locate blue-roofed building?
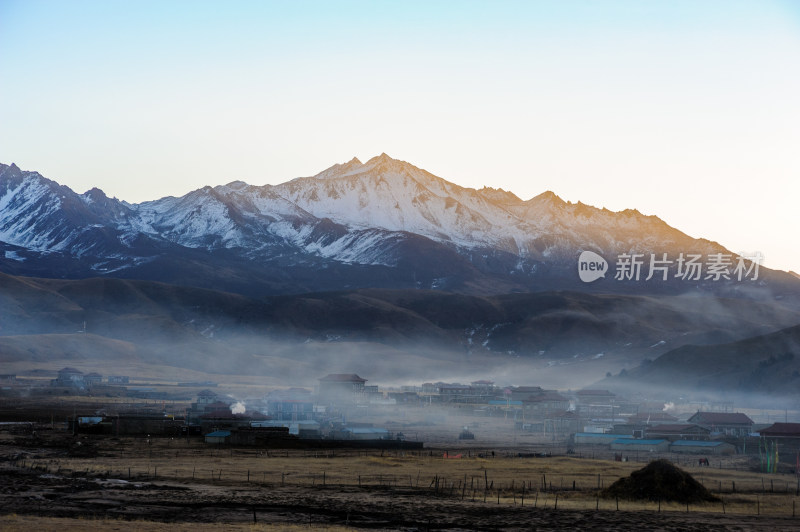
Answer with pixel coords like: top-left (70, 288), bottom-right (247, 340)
top-left (204, 430), bottom-right (231, 444)
top-left (669, 440), bottom-right (736, 455)
top-left (610, 438), bottom-right (669, 452)
top-left (574, 432), bottom-right (634, 446)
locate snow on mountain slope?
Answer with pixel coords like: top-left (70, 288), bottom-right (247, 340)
top-left (0, 155), bottom-right (723, 273)
top-left (273, 153), bottom-right (714, 259)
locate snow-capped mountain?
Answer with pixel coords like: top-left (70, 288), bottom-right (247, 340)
top-left (0, 155), bottom-right (792, 297)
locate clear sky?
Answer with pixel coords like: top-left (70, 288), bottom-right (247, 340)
top-left (1, 0), bottom-right (799, 272)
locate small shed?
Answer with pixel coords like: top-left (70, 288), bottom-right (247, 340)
top-left (669, 440), bottom-right (736, 455)
top-left (610, 438), bottom-right (669, 453)
top-left (204, 430), bottom-right (231, 444)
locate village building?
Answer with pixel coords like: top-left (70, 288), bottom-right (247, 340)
top-left (610, 438), bottom-right (670, 453)
top-left (470, 380), bottom-right (495, 393)
top-left (574, 389), bottom-right (619, 417)
top-left (645, 423), bottom-right (711, 441)
top-left (627, 412), bottom-right (680, 425)
top-left (108, 375), bottom-right (130, 384)
top-left (421, 382), bottom-right (438, 394)
top-left (523, 391), bottom-right (570, 417)
top-left (437, 383), bottom-right (473, 403)
top-left (198, 410), bottom-right (267, 434)
top-left (573, 433), bottom-right (634, 446)
top-left (759, 422), bottom-right (800, 439)
top-left (264, 388), bottom-right (314, 421)
top-left (51, 367), bottom-right (85, 388)
top-left (229, 426), bottom-right (298, 445)
top-left (687, 411), bottom-right (754, 437)
top-left (318, 374), bottom-right (367, 404)
top-left (758, 422), bottom-right (800, 462)
top-left (669, 440), bottom-right (736, 455)
top-left (84, 372), bottom-right (103, 386)
top-left (508, 386), bottom-right (544, 402)
top-left (341, 427), bottom-right (391, 440)
top-left (386, 391), bottom-right (418, 404)
top-left (543, 410), bottom-right (580, 436)
top-left (251, 419), bottom-right (321, 438)
top-left (204, 430), bottom-right (231, 444)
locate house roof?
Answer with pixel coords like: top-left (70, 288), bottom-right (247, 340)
top-left (647, 424), bottom-right (710, 433)
top-left (671, 440), bottom-right (727, 447)
top-left (59, 367), bottom-right (83, 375)
top-left (628, 412), bottom-right (679, 423)
top-left (577, 389), bottom-right (615, 396)
top-left (547, 410), bottom-right (578, 419)
top-left (688, 412), bottom-right (754, 425)
top-left (612, 438), bottom-right (666, 445)
top-left (346, 427), bottom-right (390, 434)
top-left (759, 422), bottom-right (800, 436)
top-left (205, 430), bottom-right (231, 438)
top-left (575, 433), bottom-right (633, 439)
top-left (525, 391), bottom-right (568, 403)
top-left (319, 373), bottom-right (367, 383)
top-left (84, 372), bottom-right (102, 378)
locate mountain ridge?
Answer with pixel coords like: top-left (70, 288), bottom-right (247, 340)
top-left (1, 157), bottom-right (798, 302)
top-left (3, 270), bottom-right (800, 390)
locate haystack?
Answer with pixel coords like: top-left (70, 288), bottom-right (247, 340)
top-left (602, 459), bottom-right (719, 503)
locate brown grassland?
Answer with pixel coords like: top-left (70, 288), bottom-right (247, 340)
top-left (2, 428), bottom-right (800, 531)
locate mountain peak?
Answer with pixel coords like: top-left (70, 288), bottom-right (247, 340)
top-left (477, 186), bottom-right (522, 204)
top-left (348, 157), bottom-right (362, 165)
top-left (365, 152), bottom-right (396, 166)
top-left (84, 187), bottom-right (108, 200)
top-left (529, 190), bottom-right (564, 204)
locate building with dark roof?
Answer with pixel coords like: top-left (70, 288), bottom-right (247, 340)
top-left (318, 374), bottom-right (367, 404)
top-left (84, 372), bottom-right (103, 386)
top-left (687, 412), bottom-right (754, 437)
top-left (645, 423), bottom-right (711, 441)
top-left (669, 440), bottom-right (736, 455)
top-left (627, 412), bottom-right (679, 425)
top-left (51, 367), bottom-right (85, 388)
top-left (759, 423), bottom-right (800, 438)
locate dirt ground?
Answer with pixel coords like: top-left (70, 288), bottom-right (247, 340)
top-left (2, 428), bottom-right (800, 531)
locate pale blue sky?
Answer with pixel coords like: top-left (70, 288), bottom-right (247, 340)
top-left (1, 0), bottom-right (799, 271)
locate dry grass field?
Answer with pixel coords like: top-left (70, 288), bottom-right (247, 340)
top-left (2, 428), bottom-right (800, 530)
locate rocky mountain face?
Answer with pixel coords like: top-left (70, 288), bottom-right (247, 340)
top-left (1, 156), bottom-right (797, 302)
